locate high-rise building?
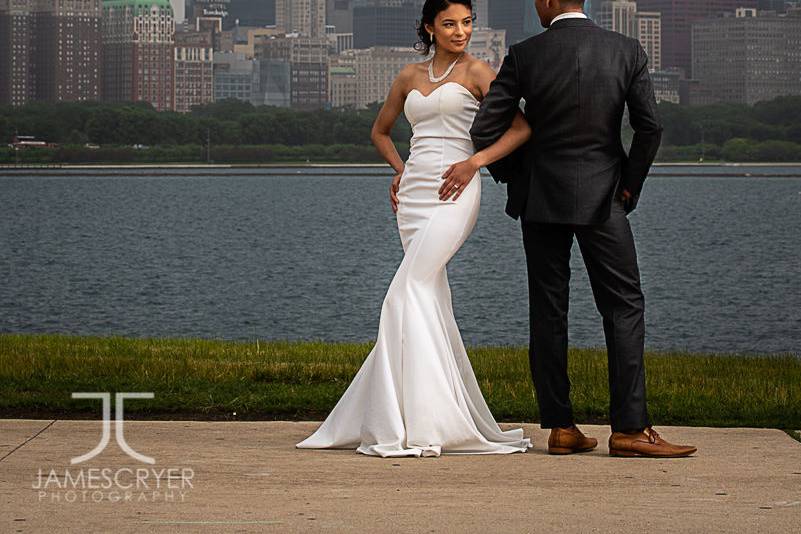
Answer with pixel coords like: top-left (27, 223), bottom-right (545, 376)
top-left (185, 0), bottom-right (229, 31)
top-left (103, 0), bottom-right (176, 111)
top-left (327, 0), bottom-right (353, 33)
top-left (332, 43), bottom-right (420, 109)
top-left (224, 0), bottom-right (275, 30)
top-left (352, 0), bottom-right (422, 49)
top-left (276, 0), bottom-right (326, 38)
top-left (637, 0), bottom-right (758, 77)
top-left (0, 0), bottom-right (102, 106)
top-left (37, 0), bottom-right (103, 103)
top-left (232, 27), bottom-right (284, 57)
top-left (213, 50), bottom-right (261, 104)
top-left (595, 2), bottom-right (661, 71)
top-left (255, 35), bottom-right (329, 109)
top-left (328, 53), bottom-right (357, 108)
top-left (259, 58), bottom-right (291, 107)
top-left (349, 45), bottom-right (420, 108)
top-left (651, 68), bottom-right (680, 103)
top-left (0, 0), bottom-right (34, 106)
top-left (596, 1), bottom-right (638, 38)
top-left (487, 0), bottom-right (543, 46)
top-left (328, 31), bottom-right (355, 55)
top-left (185, 0), bottom-right (229, 49)
top-left (174, 30), bottom-right (214, 112)
top-left (692, 8), bottom-right (801, 105)
top-left (637, 10), bottom-right (661, 71)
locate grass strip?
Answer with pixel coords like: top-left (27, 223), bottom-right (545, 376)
top-left (1, 333), bottom-right (798, 429)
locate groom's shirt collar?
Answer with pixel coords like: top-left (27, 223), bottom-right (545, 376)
top-left (550, 12), bottom-right (589, 26)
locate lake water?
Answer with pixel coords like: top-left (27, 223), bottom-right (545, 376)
top-left (1, 166), bottom-right (799, 354)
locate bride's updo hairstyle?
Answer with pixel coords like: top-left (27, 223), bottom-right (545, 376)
top-left (414, 0), bottom-right (474, 56)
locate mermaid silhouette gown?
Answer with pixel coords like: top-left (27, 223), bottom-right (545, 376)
top-left (296, 81), bottom-right (532, 457)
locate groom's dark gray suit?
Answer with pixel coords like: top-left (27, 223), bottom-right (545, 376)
top-left (470, 16), bottom-right (662, 432)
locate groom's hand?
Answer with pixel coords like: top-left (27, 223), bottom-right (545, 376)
top-left (439, 157), bottom-right (480, 201)
top-left (619, 188), bottom-right (635, 213)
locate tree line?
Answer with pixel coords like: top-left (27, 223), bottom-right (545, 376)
top-left (2, 96), bottom-right (801, 163)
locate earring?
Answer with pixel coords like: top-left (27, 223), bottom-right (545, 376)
top-left (429, 32), bottom-right (434, 41)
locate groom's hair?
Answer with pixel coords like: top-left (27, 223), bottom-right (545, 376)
top-left (560, 0), bottom-right (585, 6)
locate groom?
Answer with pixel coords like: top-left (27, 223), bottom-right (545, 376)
top-left (469, 0), bottom-right (696, 457)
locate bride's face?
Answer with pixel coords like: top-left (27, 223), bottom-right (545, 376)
top-left (425, 4), bottom-right (473, 55)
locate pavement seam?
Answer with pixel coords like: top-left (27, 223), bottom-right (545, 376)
top-left (0, 419), bottom-right (57, 463)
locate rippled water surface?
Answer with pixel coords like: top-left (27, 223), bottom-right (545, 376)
top-left (1, 166), bottom-right (799, 354)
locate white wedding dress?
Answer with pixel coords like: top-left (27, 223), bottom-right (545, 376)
top-left (296, 81), bottom-right (531, 457)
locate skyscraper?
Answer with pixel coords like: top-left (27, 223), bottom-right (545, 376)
top-left (637, 0), bottom-right (758, 77)
top-left (213, 51), bottom-right (262, 104)
top-left (692, 8), bottom-right (801, 105)
top-left (103, 0), bottom-right (176, 111)
top-left (185, 0), bottom-right (229, 50)
top-left (174, 30), bottom-right (214, 112)
top-left (0, 0), bottom-right (102, 106)
top-left (0, 0), bottom-right (35, 106)
top-left (596, 1), bottom-right (638, 38)
top-left (255, 35), bottom-right (329, 109)
top-left (327, 0), bottom-right (353, 33)
top-left (276, 0), bottom-right (326, 38)
top-left (596, 2), bottom-right (662, 71)
top-left (186, 0), bottom-right (230, 30)
top-left (487, 0), bottom-right (543, 46)
top-left (225, 0), bottom-right (275, 30)
top-left (637, 10), bottom-right (662, 71)
top-left (352, 0), bottom-right (422, 49)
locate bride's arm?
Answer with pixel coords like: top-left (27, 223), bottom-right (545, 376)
top-left (439, 62), bottom-right (531, 201)
top-left (439, 113), bottom-right (530, 202)
top-left (469, 112), bottom-right (531, 169)
top-left (371, 66), bottom-right (412, 213)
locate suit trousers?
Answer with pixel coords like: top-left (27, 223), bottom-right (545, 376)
top-left (521, 198), bottom-right (651, 433)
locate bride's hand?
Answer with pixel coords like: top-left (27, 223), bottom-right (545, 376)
top-left (390, 170), bottom-right (403, 213)
top-left (439, 156), bottom-right (480, 201)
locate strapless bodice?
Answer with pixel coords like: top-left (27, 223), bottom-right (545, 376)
top-left (403, 82), bottom-right (480, 146)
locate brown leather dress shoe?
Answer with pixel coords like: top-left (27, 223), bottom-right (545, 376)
top-left (548, 425), bottom-right (599, 455)
top-left (609, 427), bottom-right (697, 458)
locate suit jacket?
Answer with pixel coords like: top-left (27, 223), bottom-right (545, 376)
top-left (469, 18), bottom-right (663, 224)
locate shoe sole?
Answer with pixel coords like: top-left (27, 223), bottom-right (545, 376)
top-left (548, 446), bottom-right (598, 455)
top-left (608, 448), bottom-right (697, 458)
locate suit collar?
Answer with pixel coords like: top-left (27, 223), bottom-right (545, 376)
top-left (551, 12), bottom-right (588, 24)
top-left (547, 18), bottom-right (597, 30)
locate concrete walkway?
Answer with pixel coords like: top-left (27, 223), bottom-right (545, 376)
top-left (1, 420), bottom-right (800, 533)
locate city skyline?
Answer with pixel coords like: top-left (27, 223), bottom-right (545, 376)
top-left (2, 0), bottom-right (801, 111)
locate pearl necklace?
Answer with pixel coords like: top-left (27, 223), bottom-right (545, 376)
top-left (428, 52), bottom-right (464, 83)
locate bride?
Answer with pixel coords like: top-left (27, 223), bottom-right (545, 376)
top-left (296, 0), bottom-right (533, 457)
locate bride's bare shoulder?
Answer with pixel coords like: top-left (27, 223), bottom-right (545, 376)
top-left (394, 61), bottom-right (428, 94)
top-left (400, 60), bottom-right (429, 80)
top-left (466, 56), bottom-right (496, 78)
top-left (463, 56), bottom-right (497, 98)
